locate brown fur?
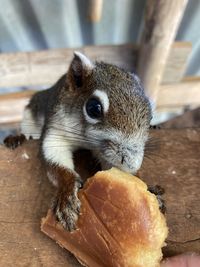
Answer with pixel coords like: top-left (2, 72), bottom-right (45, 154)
top-left (23, 53), bottom-right (152, 231)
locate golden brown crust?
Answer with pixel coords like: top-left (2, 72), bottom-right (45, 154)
top-left (41, 168), bottom-right (168, 267)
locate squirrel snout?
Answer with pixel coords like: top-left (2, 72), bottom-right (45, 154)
top-left (103, 139), bottom-right (139, 157)
top-left (101, 139), bottom-right (143, 173)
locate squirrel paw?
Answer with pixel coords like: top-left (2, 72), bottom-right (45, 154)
top-left (148, 185), bottom-right (165, 196)
top-left (4, 134), bottom-right (26, 149)
top-left (53, 178), bottom-right (82, 231)
top-left (148, 185), bottom-right (166, 213)
top-left (156, 195), bottom-right (166, 214)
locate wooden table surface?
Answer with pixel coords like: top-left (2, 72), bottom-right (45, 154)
top-left (0, 128), bottom-right (199, 266)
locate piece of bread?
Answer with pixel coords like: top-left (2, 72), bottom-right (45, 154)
top-left (41, 167), bottom-right (168, 267)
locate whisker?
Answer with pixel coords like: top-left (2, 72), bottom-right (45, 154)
top-left (22, 131), bottom-right (100, 145)
top-left (21, 120), bottom-right (100, 142)
top-left (21, 124), bottom-right (100, 144)
top-left (143, 155), bottom-right (157, 164)
top-left (43, 139), bottom-right (98, 146)
top-left (40, 145), bottom-right (95, 149)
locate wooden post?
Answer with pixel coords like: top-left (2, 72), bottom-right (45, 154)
top-left (137, 0), bottom-right (188, 104)
top-left (88, 0), bottom-right (103, 22)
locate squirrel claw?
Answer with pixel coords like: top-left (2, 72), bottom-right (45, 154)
top-left (156, 195), bottom-right (166, 214)
top-left (53, 179), bottom-right (82, 232)
top-left (4, 134), bottom-right (26, 149)
top-left (55, 204), bottom-right (79, 231)
top-left (148, 185), bottom-right (166, 213)
top-left (148, 185), bottom-right (165, 195)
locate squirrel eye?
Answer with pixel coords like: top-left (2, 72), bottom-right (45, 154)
top-left (85, 98), bottom-right (103, 119)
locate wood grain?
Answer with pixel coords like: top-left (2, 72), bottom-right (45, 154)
top-left (157, 77), bottom-right (200, 108)
top-left (0, 141), bottom-right (82, 267)
top-left (0, 42), bottom-right (191, 88)
top-left (0, 44), bottom-right (137, 88)
top-left (139, 128), bottom-right (200, 256)
top-left (162, 42), bottom-right (191, 84)
top-left (137, 0), bottom-right (188, 102)
top-left (0, 90), bottom-right (35, 124)
top-left (0, 129), bottom-right (199, 266)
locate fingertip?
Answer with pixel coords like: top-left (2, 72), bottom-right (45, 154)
top-left (161, 254), bottom-right (200, 267)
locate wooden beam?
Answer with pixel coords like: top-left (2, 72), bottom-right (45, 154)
top-left (162, 42), bottom-right (191, 84)
top-left (0, 42), bottom-right (191, 88)
top-left (0, 77), bottom-right (199, 124)
top-left (0, 91), bottom-right (33, 124)
top-left (88, 0), bottom-right (103, 22)
top-left (157, 77), bottom-right (200, 108)
top-left (0, 44), bottom-right (137, 88)
top-left (137, 0), bottom-right (188, 102)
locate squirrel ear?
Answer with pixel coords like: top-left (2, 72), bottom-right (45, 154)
top-left (67, 51), bottom-right (94, 89)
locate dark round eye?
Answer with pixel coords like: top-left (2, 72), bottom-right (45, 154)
top-left (85, 98), bottom-right (103, 119)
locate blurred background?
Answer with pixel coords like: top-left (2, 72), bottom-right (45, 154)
top-left (0, 0), bottom-right (199, 141)
top-left (0, 0), bottom-right (199, 76)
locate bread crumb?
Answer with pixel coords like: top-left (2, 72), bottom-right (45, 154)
top-left (22, 152), bottom-right (30, 160)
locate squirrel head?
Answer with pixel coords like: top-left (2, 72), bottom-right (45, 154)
top-left (66, 52), bottom-right (152, 174)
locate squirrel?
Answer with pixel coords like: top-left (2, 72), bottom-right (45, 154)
top-left (5, 52), bottom-right (153, 231)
